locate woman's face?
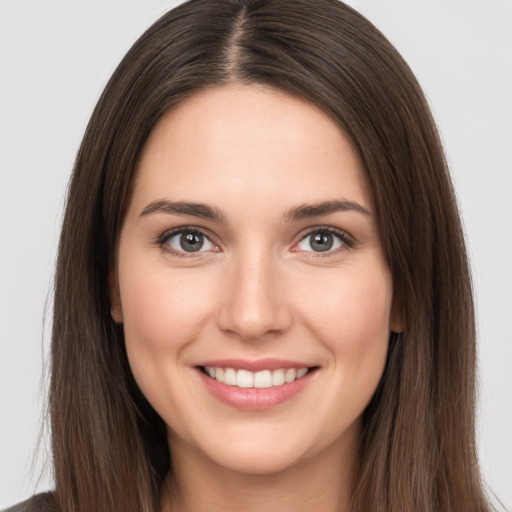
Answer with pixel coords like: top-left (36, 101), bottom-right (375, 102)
top-left (111, 84), bottom-right (401, 475)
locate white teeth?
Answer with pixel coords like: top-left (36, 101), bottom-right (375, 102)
top-left (296, 368), bottom-right (308, 378)
top-left (285, 368), bottom-right (297, 383)
top-left (237, 369), bottom-right (254, 388)
top-left (254, 370), bottom-right (272, 388)
top-left (204, 366), bottom-right (310, 388)
top-left (272, 369), bottom-right (285, 386)
top-left (224, 368), bottom-right (237, 386)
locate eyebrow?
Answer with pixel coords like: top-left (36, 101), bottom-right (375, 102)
top-left (283, 200), bottom-right (372, 221)
top-left (140, 199), bottom-right (372, 223)
top-left (140, 200), bottom-right (227, 222)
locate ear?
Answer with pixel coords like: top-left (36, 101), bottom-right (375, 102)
top-left (108, 270), bottom-right (124, 323)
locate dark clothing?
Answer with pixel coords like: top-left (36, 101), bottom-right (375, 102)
top-left (3, 493), bottom-right (55, 512)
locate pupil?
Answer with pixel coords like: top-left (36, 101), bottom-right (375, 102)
top-left (311, 232), bottom-right (333, 252)
top-left (180, 233), bottom-right (203, 252)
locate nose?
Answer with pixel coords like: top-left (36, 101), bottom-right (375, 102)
top-left (216, 251), bottom-right (293, 341)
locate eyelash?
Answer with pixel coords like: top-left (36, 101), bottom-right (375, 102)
top-left (295, 226), bottom-right (355, 257)
top-left (155, 225), bottom-right (355, 258)
top-left (156, 226), bottom-right (217, 259)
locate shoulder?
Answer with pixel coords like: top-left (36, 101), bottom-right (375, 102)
top-left (2, 493), bottom-right (56, 512)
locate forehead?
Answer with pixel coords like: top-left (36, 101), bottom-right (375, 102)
top-left (131, 84), bottom-right (373, 217)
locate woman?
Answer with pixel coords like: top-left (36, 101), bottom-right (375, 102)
top-left (5, 0), bottom-right (497, 510)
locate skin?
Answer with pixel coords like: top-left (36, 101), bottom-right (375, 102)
top-left (110, 84), bottom-right (402, 512)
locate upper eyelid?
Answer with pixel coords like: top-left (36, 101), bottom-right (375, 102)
top-left (291, 226), bottom-right (356, 256)
top-left (296, 225), bottom-right (354, 243)
top-left (157, 225), bottom-right (216, 244)
top-left (155, 227), bottom-right (220, 258)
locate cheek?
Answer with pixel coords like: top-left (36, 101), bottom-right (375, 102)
top-left (339, 281), bottom-right (391, 357)
top-left (296, 259), bottom-right (393, 372)
top-left (119, 260), bottom-right (215, 365)
top-left (305, 265), bottom-right (391, 329)
top-left (281, 258), bottom-right (393, 453)
top-left (117, 259), bottom-right (221, 428)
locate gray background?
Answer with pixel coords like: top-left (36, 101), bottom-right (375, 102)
top-left (1, 0), bottom-right (511, 508)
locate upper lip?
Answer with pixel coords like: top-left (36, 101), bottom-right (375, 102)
top-left (196, 358), bottom-right (314, 372)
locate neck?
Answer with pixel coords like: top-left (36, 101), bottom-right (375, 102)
top-left (160, 426), bottom-right (359, 512)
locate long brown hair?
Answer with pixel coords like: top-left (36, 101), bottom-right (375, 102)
top-left (50, 1), bottom-right (493, 510)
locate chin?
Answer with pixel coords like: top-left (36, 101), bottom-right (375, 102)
top-left (169, 416), bottom-right (360, 478)
top-left (205, 442), bottom-right (312, 476)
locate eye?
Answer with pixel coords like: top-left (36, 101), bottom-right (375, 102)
top-left (295, 228), bottom-right (352, 254)
top-left (159, 228), bottom-right (218, 255)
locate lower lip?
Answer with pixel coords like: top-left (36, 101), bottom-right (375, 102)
top-left (197, 368), bottom-right (315, 410)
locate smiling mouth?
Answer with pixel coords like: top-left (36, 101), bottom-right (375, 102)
top-left (200, 366), bottom-right (316, 389)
